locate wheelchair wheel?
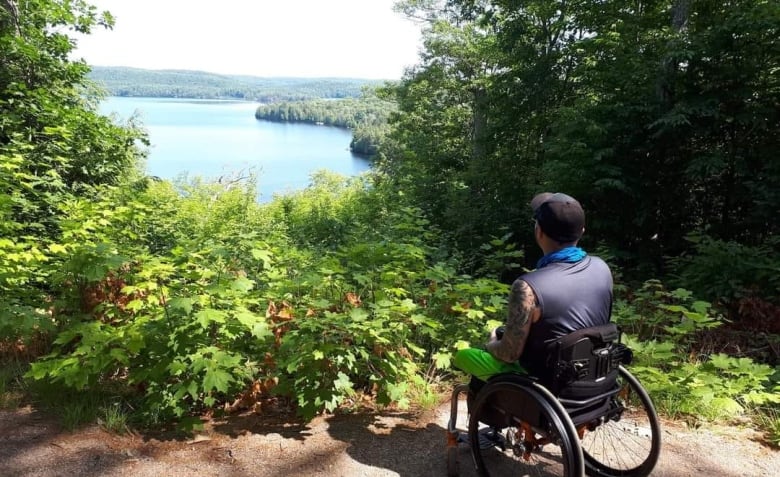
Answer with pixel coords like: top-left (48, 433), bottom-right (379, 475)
top-left (580, 366), bottom-right (661, 477)
top-left (469, 379), bottom-right (582, 477)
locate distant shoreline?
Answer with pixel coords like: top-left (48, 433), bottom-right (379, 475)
top-left (89, 66), bottom-right (387, 103)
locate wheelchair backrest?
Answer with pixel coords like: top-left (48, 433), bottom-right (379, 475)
top-left (546, 323), bottom-right (632, 395)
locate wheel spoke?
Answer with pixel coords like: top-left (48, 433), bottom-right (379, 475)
top-left (470, 380), bottom-right (581, 477)
top-left (581, 367), bottom-right (661, 477)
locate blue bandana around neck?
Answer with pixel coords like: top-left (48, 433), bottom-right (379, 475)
top-left (536, 246), bottom-right (587, 269)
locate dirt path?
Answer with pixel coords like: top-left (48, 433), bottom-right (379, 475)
top-left (2, 400), bottom-right (778, 476)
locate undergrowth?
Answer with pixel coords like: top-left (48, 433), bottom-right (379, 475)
top-left (1, 175), bottom-right (777, 447)
top-left (0, 359), bottom-right (25, 409)
top-left (614, 280), bottom-right (780, 433)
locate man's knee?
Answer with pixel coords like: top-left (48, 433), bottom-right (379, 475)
top-left (452, 348), bottom-right (471, 372)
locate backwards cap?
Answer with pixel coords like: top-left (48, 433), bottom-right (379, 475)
top-left (531, 192), bottom-right (585, 243)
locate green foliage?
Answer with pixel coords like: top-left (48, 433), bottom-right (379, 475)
top-left (0, 237), bottom-right (53, 342)
top-left (254, 93), bottom-right (395, 157)
top-left (614, 280), bottom-right (723, 343)
top-left (629, 341), bottom-right (780, 421)
top-left (21, 173), bottom-right (514, 423)
top-left (268, 194), bottom-right (509, 418)
top-left (387, 0), bottom-right (780, 300)
top-left (0, 360), bottom-right (25, 409)
top-left (615, 280), bottom-right (779, 422)
top-left (669, 234), bottom-right (780, 304)
top-left (28, 236), bottom-right (272, 422)
top-left (263, 170), bottom-right (405, 251)
top-left (0, 0), bottom-right (144, 346)
top-left (255, 95), bottom-right (395, 130)
top-left (350, 122), bottom-right (388, 156)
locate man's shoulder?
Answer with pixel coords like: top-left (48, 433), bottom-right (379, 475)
top-left (585, 255), bottom-right (612, 272)
top-left (520, 255), bottom-right (612, 283)
top-left (586, 254), bottom-right (609, 266)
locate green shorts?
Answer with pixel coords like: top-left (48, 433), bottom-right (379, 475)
top-left (453, 347), bottom-right (526, 382)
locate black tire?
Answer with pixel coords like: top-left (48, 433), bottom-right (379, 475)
top-left (581, 366), bottom-right (661, 477)
top-left (469, 379), bottom-right (582, 477)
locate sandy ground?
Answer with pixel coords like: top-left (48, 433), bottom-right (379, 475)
top-left (1, 399), bottom-right (779, 477)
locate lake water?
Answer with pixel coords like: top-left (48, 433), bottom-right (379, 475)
top-left (99, 97), bottom-right (371, 201)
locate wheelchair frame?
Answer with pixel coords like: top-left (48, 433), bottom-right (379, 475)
top-left (446, 326), bottom-right (661, 477)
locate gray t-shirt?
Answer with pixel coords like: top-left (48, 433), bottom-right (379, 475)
top-left (519, 255), bottom-right (613, 376)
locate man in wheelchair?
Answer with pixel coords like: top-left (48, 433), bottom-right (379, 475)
top-left (453, 192), bottom-right (615, 409)
top-left (448, 193), bottom-right (659, 477)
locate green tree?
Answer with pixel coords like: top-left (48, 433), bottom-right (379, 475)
top-left (0, 0), bottom-right (145, 343)
top-left (382, 0), bottom-right (589, 261)
top-left (543, 0), bottom-right (780, 269)
top-left (1, 0), bottom-right (145, 236)
top-left (384, 0), bottom-right (779, 284)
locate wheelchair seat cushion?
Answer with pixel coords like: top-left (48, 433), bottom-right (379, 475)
top-left (557, 369), bottom-right (618, 400)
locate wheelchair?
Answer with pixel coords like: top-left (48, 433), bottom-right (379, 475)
top-left (446, 323), bottom-right (661, 477)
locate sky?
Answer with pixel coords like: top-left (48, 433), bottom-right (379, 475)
top-left (72, 0), bottom-right (423, 80)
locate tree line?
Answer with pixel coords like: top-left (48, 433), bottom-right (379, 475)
top-left (90, 66), bottom-right (395, 156)
top-left (88, 66), bottom-right (385, 102)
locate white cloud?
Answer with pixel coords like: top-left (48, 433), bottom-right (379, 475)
top-left (72, 0), bottom-right (423, 79)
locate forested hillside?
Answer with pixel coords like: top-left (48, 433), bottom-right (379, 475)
top-left (1, 0), bottom-right (778, 445)
top-left (88, 66), bottom-right (384, 101)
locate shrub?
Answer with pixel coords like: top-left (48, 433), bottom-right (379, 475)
top-left (669, 234), bottom-right (780, 305)
top-left (615, 280), bottom-right (780, 421)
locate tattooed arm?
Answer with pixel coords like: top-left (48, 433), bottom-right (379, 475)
top-left (485, 279), bottom-right (540, 363)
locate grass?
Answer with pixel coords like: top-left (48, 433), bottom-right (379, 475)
top-left (753, 406), bottom-right (780, 448)
top-left (0, 360), bottom-right (26, 409)
top-left (409, 379), bottom-right (441, 411)
top-left (1, 356), bottom-right (132, 432)
top-left (99, 401), bottom-right (130, 434)
top-left (27, 378), bottom-right (136, 433)
top-left (46, 392), bottom-right (133, 433)
top-left (60, 399), bottom-right (100, 430)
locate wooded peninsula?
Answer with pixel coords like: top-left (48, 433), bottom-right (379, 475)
top-left (89, 66), bottom-right (392, 156)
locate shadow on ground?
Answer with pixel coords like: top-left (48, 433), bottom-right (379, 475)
top-left (0, 408), bottom-right (126, 477)
top-left (324, 412), bottom-right (454, 476)
top-left (4, 403), bottom-right (778, 476)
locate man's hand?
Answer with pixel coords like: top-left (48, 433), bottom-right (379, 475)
top-left (489, 326), bottom-right (505, 343)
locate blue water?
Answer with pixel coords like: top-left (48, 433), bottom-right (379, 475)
top-left (99, 97), bottom-right (371, 201)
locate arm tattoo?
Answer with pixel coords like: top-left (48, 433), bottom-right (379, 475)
top-left (486, 279), bottom-right (537, 363)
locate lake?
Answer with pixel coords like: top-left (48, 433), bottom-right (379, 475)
top-left (99, 97), bottom-right (372, 201)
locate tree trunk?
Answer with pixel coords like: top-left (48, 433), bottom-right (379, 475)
top-left (1, 0), bottom-right (20, 36)
top-left (471, 86), bottom-right (488, 162)
top-left (657, 0), bottom-right (691, 104)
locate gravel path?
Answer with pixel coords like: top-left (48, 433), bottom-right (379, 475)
top-left (2, 401), bottom-right (778, 476)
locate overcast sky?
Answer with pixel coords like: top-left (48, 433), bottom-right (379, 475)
top-left (72, 0), bottom-right (423, 79)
